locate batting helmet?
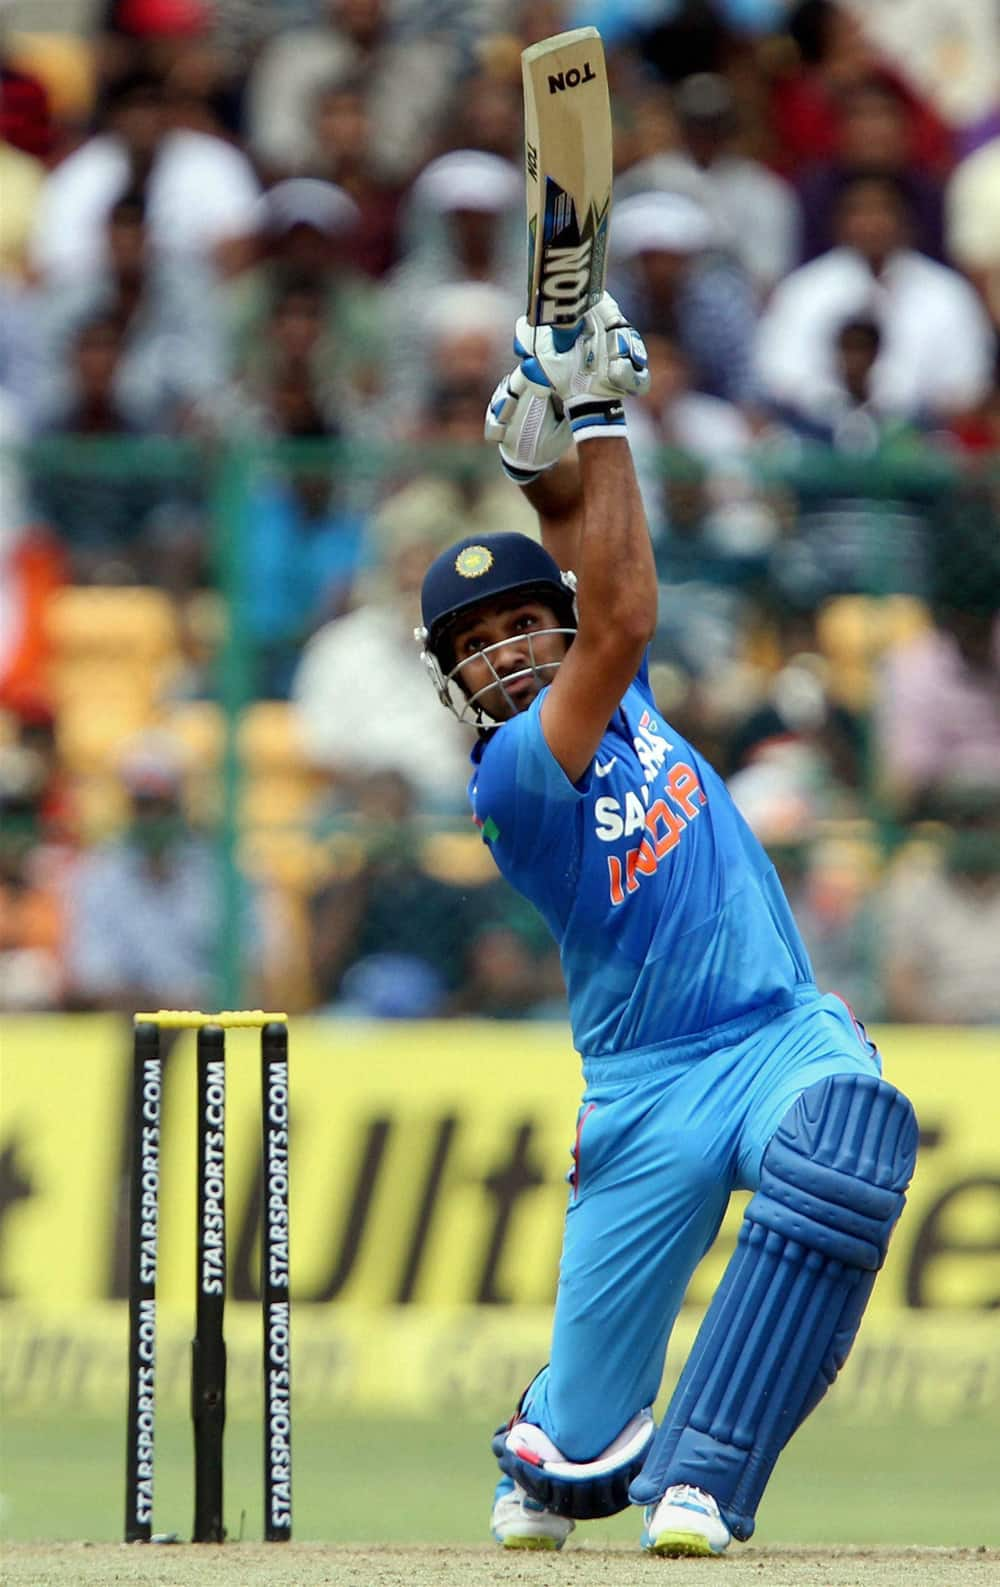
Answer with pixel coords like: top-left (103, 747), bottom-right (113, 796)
top-left (416, 532), bottom-right (578, 723)
top-left (420, 533), bottom-right (577, 665)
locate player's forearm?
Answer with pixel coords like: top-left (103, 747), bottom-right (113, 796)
top-left (520, 454), bottom-right (584, 572)
top-left (575, 437), bottom-right (657, 646)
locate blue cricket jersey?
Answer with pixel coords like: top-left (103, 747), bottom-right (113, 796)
top-left (470, 659), bottom-right (817, 1059)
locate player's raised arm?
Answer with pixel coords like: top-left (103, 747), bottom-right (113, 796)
top-left (504, 295), bottom-right (658, 783)
top-left (526, 456), bottom-right (584, 575)
top-left (485, 367), bottom-right (583, 571)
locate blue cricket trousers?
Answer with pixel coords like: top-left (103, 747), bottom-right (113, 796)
top-left (519, 991), bottom-right (882, 1461)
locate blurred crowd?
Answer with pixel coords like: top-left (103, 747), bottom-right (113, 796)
top-left (1, 0), bottom-right (998, 1023)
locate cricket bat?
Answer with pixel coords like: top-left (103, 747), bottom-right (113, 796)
top-left (521, 26), bottom-right (612, 339)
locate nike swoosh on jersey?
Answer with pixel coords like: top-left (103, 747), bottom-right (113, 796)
top-left (595, 756), bottom-right (618, 777)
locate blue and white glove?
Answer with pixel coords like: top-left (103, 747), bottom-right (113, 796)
top-left (513, 292), bottom-right (649, 443)
top-left (484, 364), bottom-right (571, 485)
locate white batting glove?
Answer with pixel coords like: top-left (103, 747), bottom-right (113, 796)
top-left (513, 293), bottom-right (649, 442)
top-left (484, 364), bottom-right (571, 484)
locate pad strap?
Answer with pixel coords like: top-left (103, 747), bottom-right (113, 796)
top-left (493, 1409), bottom-right (653, 1519)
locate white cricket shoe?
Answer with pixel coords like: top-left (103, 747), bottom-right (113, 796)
top-left (642, 1483), bottom-right (731, 1557)
top-left (491, 1476), bottom-right (575, 1551)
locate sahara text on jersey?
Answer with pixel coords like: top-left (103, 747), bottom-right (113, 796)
top-left (596, 710), bottom-right (707, 906)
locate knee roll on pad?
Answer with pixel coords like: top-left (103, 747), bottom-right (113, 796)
top-left (492, 1409), bottom-right (654, 1519)
top-left (630, 1072), bottom-right (917, 1539)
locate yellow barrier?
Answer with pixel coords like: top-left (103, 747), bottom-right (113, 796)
top-left (0, 1016), bottom-right (997, 1313)
top-left (1, 1305), bottom-right (996, 1420)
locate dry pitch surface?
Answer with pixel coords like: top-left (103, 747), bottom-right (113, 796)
top-left (3, 1544), bottom-right (998, 1587)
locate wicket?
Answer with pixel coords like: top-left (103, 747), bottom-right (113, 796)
top-left (124, 1010), bottom-right (292, 1544)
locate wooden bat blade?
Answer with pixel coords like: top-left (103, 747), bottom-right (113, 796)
top-left (522, 26), bottom-right (612, 330)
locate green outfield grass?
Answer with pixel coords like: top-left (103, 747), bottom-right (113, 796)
top-left (1, 1409), bottom-right (997, 1548)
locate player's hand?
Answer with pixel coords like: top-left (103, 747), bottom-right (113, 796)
top-left (513, 293), bottom-right (650, 409)
top-left (484, 365), bottom-right (571, 484)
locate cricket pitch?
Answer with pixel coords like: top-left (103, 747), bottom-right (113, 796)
top-left (2, 1544), bottom-right (998, 1587)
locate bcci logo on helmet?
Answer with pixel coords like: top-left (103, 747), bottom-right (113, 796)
top-left (455, 545), bottom-right (494, 579)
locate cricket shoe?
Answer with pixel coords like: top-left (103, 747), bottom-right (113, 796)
top-left (641, 1483), bottom-right (731, 1557)
top-left (491, 1475), bottom-right (575, 1550)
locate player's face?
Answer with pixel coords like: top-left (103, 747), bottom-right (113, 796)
top-left (449, 596), bottom-right (569, 720)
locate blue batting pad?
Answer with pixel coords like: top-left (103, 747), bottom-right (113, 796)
top-left (629, 1072), bottom-right (917, 1539)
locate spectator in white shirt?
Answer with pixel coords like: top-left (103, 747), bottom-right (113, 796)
top-left (30, 69), bottom-right (261, 286)
top-left (769, 315), bottom-right (921, 451)
top-left (618, 72), bottom-right (801, 298)
top-left (244, 0), bottom-right (460, 182)
top-left (609, 189), bottom-right (761, 408)
top-left (946, 135), bottom-right (1000, 333)
top-left (33, 189), bottom-right (225, 433)
top-left (291, 507), bottom-right (476, 811)
top-left (379, 151), bottom-right (522, 429)
top-left (755, 172), bottom-right (995, 425)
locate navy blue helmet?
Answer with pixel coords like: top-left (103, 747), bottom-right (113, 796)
top-left (416, 531), bottom-right (578, 724)
top-left (420, 532), bottom-right (577, 669)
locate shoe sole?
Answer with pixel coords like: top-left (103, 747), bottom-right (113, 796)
top-left (500, 1535), bottom-right (562, 1551)
top-left (644, 1530), bottom-right (724, 1557)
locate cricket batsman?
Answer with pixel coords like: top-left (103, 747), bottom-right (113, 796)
top-left (415, 296), bottom-right (918, 1556)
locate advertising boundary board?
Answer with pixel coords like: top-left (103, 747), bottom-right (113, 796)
top-left (0, 1017), bottom-right (997, 1316)
top-left (2, 1304), bottom-right (998, 1421)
